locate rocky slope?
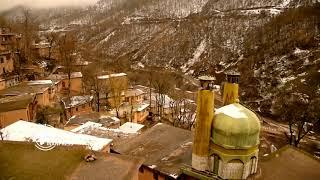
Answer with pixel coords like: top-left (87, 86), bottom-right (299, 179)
top-left (2, 0), bottom-right (319, 116)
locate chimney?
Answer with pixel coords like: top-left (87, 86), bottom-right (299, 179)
top-left (192, 76), bottom-right (215, 171)
top-left (222, 71), bottom-right (240, 106)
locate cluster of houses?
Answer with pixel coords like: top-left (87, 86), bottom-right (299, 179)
top-left (1, 27), bottom-right (320, 180)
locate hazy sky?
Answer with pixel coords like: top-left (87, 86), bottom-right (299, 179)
top-left (0, 0), bottom-right (99, 11)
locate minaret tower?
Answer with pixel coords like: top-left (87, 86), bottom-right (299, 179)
top-left (192, 76), bottom-right (215, 171)
top-left (222, 71), bottom-right (240, 106)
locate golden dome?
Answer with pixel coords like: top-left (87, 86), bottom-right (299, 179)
top-left (212, 103), bottom-right (261, 149)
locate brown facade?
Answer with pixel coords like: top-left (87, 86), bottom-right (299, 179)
top-left (0, 52), bottom-right (14, 76)
top-left (61, 77), bottom-right (82, 94)
top-left (138, 166), bottom-right (167, 180)
top-left (66, 102), bottom-right (93, 119)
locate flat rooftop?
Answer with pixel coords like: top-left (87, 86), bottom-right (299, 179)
top-left (254, 145), bottom-right (320, 180)
top-left (0, 82), bottom-right (51, 95)
top-left (0, 141), bottom-right (143, 180)
top-left (1, 121), bottom-right (112, 151)
top-left (66, 112), bottom-right (120, 128)
top-left (0, 94), bottom-right (35, 113)
top-left (114, 123), bottom-right (193, 178)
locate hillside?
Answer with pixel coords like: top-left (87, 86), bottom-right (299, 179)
top-left (2, 0), bottom-right (319, 116)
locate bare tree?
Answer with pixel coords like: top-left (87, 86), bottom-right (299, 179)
top-left (57, 33), bottom-right (77, 97)
top-left (45, 31), bottom-right (58, 61)
top-left (108, 76), bottom-right (124, 118)
top-left (274, 91), bottom-right (320, 147)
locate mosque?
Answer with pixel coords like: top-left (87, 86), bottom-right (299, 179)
top-left (190, 72), bottom-right (261, 179)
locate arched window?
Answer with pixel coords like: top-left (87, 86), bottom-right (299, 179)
top-left (212, 154), bottom-right (221, 175)
top-left (250, 156), bottom-right (258, 174)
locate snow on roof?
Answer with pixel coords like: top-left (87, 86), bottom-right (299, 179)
top-left (109, 116), bottom-right (121, 123)
top-left (27, 80), bottom-right (54, 86)
top-left (137, 103), bottom-right (150, 112)
top-left (71, 121), bottom-right (143, 135)
top-left (49, 72), bottom-right (83, 80)
top-left (216, 104), bottom-right (248, 119)
top-left (70, 121), bottom-right (103, 133)
top-left (1, 121), bottom-right (112, 151)
top-left (97, 73), bottom-right (127, 80)
top-left (119, 122), bottom-right (145, 133)
top-left (125, 89), bottom-right (145, 97)
top-left (63, 95), bottom-right (93, 108)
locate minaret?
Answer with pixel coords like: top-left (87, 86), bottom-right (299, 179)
top-left (192, 76), bottom-right (215, 171)
top-left (222, 71), bottom-right (240, 106)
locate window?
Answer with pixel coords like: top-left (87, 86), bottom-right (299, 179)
top-left (76, 107), bottom-right (78, 111)
top-left (82, 104), bottom-right (86, 109)
top-left (0, 57), bottom-right (4, 63)
top-left (139, 167), bottom-right (144, 173)
top-left (153, 173), bottom-right (158, 180)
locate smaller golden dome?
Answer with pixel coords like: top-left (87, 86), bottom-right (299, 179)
top-left (212, 103), bottom-right (261, 149)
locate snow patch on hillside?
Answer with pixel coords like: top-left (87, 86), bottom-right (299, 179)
top-left (278, 0), bottom-right (292, 8)
top-left (181, 40), bottom-right (206, 73)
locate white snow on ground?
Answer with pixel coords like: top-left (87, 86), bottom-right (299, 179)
top-left (294, 47), bottom-right (309, 55)
top-left (278, 0), bottom-right (292, 8)
top-left (280, 76), bottom-right (296, 84)
top-left (151, 93), bottom-right (174, 108)
top-left (122, 16), bottom-right (145, 25)
top-left (1, 121), bottom-right (112, 151)
top-left (98, 31), bottom-right (115, 46)
top-left (97, 73), bottom-right (127, 79)
top-left (181, 40), bottom-right (206, 73)
top-left (216, 104), bottom-right (248, 119)
top-left (119, 122), bottom-right (145, 133)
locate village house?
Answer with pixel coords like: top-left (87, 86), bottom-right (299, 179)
top-left (0, 94), bottom-right (37, 128)
top-left (62, 95), bottom-right (94, 119)
top-left (0, 27), bottom-right (21, 90)
top-left (0, 141), bottom-right (143, 180)
top-left (48, 71), bottom-right (83, 94)
top-left (64, 112), bottom-right (121, 131)
top-left (0, 81), bottom-right (54, 106)
top-left (0, 51), bottom-right (19, 90)
top-left (0, 27), bottom-right (20, 51)
top-left (97, 73), bottom-right (128, 91)
top-left (32, 42), bottom-right (50, 58)
top-left (124, 88), bottom-right (145, 104)
top-left (1, 120), bottom-right (113, 152)
top-left (117, 103), bottom-right (150, 123)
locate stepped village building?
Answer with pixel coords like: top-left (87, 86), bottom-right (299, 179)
top-left (48, 71), bottom-right (83, 94)
top-left (0, 81), bottom-right (55, 106)
top-left (62, 95), bottom-right (94, 119)
top-left (0, 27), bottom-right (21, 90)
top-left (0, 94), bottom-right (37, 127)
